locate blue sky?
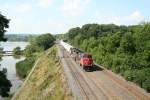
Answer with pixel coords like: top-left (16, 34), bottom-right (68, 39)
top-left (0, 0), bottom-right (150, 34)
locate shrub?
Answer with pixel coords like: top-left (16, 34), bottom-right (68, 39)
top-left (16, 57), bottom-right (35, 78)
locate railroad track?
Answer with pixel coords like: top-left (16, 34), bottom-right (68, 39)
top-left (94, 63), bottom-right (150, 99)
top-left (62, 45), bottom-right (110, 100)
top-left (63, 45), bottom-right (130, 100)
top-left (87, 72), bottom-right (122, 100)
top-left (69, 56), bottom-right (136, 100)
top-left (59, 44), bottom-right (150, 100)
top-left (102, 70), bottom-right (150, 100)
top-left (66, 58), bottom-right (98, 100)
top-left (88, 72), bottom-right (136, 100)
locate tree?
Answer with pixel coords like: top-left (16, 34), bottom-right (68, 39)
top-left (66, 27), bottom-right (81, 41)
top-left (13, 47), bottom-right (22, 55)
top-left (0, 69), bottom-right (12, 97)
top-left (0, 13), bottom-right (9, 41)
top-left (23, 45), bottom-right (37, 57)
top-left (0, 13), bottom-right (12, 97)
top-left (34, 33), bottom-right (55, 50)
top-left (119, 32), bottom-right (136, 54)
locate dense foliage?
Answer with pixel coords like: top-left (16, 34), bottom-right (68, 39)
top-left (16, 33), bottom-right (55, 78)
top-left (54, 34), bottom-right (66, 40)
top-left (34, 33), bottom-right (55, 50)
top-left (13, 47), bottom-right (22, 55)
top-left (65, 23), bottom-right (150, 92)
top-left (16, 57), bottom-right (35, 78)
top-left (0, 13), bottom-right (12, 97)
top-left (0, 13), bottom-right (8, 41)
top-left (0, 69), bottom-right (12, 97)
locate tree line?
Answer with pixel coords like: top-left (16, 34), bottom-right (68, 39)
top-left (64, 23), bottom-right (150, 92)
top-left (16, 33), bottom-right (55, 78)
top-left (5, 34), bottom-right (35, 42)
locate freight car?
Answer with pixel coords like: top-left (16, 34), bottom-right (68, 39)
top-left (70, 48), bottom-right (83, 60)
top-left (60, 40), bottom-right (93, 71)
top-left (60, 40), bottom-right (73, 54)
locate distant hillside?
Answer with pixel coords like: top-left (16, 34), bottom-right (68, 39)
top-left (5, 34), bottom-right (38, 42)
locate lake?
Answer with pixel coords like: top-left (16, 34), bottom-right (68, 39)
top-left (0, 42), bottom-right (28, 99)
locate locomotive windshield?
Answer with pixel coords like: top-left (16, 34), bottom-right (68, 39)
top-left (82, 53), bottom-right (92, 58)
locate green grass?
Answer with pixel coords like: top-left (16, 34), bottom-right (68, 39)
top-left (16, 57), bottom-right (35, 78)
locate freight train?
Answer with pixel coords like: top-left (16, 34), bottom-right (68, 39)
top-left (60, 40), bottom-right (93, 71)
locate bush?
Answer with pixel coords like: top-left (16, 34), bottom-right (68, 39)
top-left (23, 33), bottom-right (55, 57)
top-left (13, 47), bottom-right (22, 55)
top-left (143, 79), bottom-right (150, 92)
top-left (34, 33), bottom-right (55, 50)
top-left (123, 70), bottom-right (135, 81)
top-left (16, 57), bottom-right (35, 78)
top-left (0, 69), bottom-right (12, 97)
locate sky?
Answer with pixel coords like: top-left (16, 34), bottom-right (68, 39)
top-left (0, 0), bottom-right (150, 34)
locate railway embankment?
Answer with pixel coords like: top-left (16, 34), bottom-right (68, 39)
top-left (12, 45), bottom-right (71, 100)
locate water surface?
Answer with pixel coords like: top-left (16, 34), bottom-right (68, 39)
top-left (0, 42), bottom-right (28, 99)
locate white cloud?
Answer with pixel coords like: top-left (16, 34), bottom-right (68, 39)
top-left (61, 0), bottom-right (91, 17)
top-left (15, 4), bottom-right (32, 13)
top-left (8, 17), bottom-right (24, 33)
top-left (37, 0), bottom-right (53, 8)
top-left (0, 3), bottom-right (32, 33)
top-left (94, 11), bottom-right (145, 25)
top-left (112, 11), bottom-right (144, 25)
top-left (129, 11), bottom-right (144, 21)
top-left (1, 4), bottom-right (32, 13)
top-left (46, 19), bottom-right (72, 34)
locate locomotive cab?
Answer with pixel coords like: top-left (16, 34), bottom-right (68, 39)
top-left (80, 53), bottom-right (93, 71)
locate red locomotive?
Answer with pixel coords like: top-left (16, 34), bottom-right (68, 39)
top-left (60, 40), bottom-right (94, 71)
top-left (70, 48), bottom-right (93, 71)
top-left (79, 53), bottom-right (93, 71)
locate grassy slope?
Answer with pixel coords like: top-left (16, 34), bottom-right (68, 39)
top-left (14, 45), bottom-right (70, 100)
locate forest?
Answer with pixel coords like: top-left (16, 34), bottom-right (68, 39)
top-left (63, 23), bottom-right (150, 92)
